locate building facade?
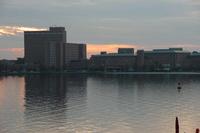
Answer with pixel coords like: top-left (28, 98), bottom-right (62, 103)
top-left (24, 27), bottom-right (66, 69)
top-left (89, 48), bottom-right (136, 71)
top-left (143, 48), bottom-right (190, 71)
top-left (64, 43), bottom-right (86, 66)
top-left (89, 47), bottom-right (200, 72)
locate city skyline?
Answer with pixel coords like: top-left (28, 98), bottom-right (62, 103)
top-left (0, 0), bottom-right (200, 59)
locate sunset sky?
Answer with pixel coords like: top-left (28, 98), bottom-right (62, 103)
top-left (0, 0), bottom-right (200, 59)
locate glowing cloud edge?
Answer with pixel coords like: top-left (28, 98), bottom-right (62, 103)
top-left (0, 26), bottom-right (47, 36)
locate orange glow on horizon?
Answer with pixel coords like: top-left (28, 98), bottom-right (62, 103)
top-left (87, 43), bottom-right (138, 58)
top-left (0, 48), bottom-right (24, 58)
top-left (0, 44), bottom-right (138, 59)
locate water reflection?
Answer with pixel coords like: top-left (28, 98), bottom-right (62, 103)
top-left (86, 75), bottom-right (200, 133)
top-left (1, 74), bottom-right (200, 133)
top-left (24, 75), bottom-right (87, 133)
top-left (0, 76), bottom-right (25, 133)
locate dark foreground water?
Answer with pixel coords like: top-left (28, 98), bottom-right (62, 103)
top-left (0, 74), bottom-right (200, 133)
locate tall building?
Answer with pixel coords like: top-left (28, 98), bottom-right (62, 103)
top-left (24, 27), bottom-right (87, 70)
top-left (24, 27), bottom-right (66, 69)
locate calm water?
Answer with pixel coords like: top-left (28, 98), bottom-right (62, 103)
top-left (0, 74), bottom-right (200, 133)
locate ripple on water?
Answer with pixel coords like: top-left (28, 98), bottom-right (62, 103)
top-left (0, 75), bottom-right (200, 133)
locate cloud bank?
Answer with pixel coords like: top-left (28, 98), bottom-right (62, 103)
top-left (0, 26), bottom-right (47, 36)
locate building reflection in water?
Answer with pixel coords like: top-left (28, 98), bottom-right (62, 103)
top-left (23, 74), bottom-right (87, 132)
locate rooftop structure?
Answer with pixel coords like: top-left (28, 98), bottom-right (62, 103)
top-left (92, 48), bottom-right (135, 57)
top-left (118, 48), bottom-right (134, 54)
top-left (144, 48), bottom-right (190, 54)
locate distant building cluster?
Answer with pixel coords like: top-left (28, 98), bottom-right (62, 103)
top-left (1, 26), bottom-right (200, 73)
top-left (90, 47), bottom-right (200, 72)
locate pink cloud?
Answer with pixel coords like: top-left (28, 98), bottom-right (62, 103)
top-left (0, 26), bottom-right (47, 36)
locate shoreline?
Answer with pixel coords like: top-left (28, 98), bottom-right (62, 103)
top-left (1, 71), bottom-right (200, 76)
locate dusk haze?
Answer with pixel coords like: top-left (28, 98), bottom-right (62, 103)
top-left (0, 0), bottom-right (200, 133)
